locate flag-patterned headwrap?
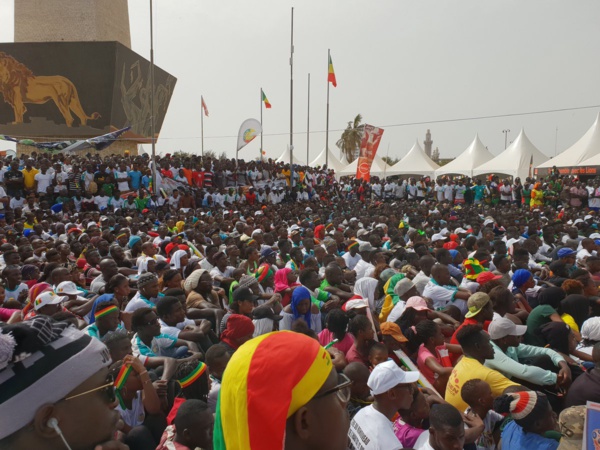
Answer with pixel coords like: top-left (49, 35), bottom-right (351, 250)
top-left (178, 361), bottom-right (207, 389)
top-left (347, 241), bottom-right (359, 251)
top-left (214, 331), bottom-right (332, 450)
top-left (255, 263), bottom-right (274, 283)
top-left (463, 258), bottom-right (487, 280)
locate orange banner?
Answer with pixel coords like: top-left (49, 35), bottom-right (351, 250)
top-left (355, 124), bottom-right (384, 182)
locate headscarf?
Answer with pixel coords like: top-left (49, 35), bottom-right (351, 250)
top-left (274, 268), bottom-right (292, 292)
top-left (582, 317), bottom-right (600, 342)
top-left (537, 286), bottom-right (566, 310)
top-left (220, 314), bottom-right (255, 350)
top-left (213, 331), bottom-right (332, 450)
top-left (170, 250), bottom-right (188, 270)
top-left (379, 273), bottom-right (405, 322)
top-left (138, 257), bottom-right (153, 276)
top-left (128, 235), bottom-right (141, 249)
top-left (238, 274), bottom-right (258, 290)
top-left (22, 282), bottom-right (53, 315)
top-left (176, 221), bottom-right (186, 233)
top-left (291, 286), bottom-right (312, 325)
top-left (354, 277), bottom-right (378, 311)
top-left (255, 263), bottom-right (274, 284)
top-left (560, 294), bottom-right (590, 330)
top-left (184, 269), bottom-right (207, 293)
top-left (463, 258), bottom-right (486, 280)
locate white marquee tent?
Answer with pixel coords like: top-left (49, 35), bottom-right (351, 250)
top-left (310, 148), bottom-right (347, 173)
top-left (338, 154), bottom-right (390, 177)
top-left (435, 134), bottom-right (494, 178)
top-left (275, 146), bottom-right (303, 165)
top-left (472, 129), bottom-right (548, 180)
top-left (537, 113), bottom-right (600, 170)
top-left (388, 141), bottom-right (439, 177)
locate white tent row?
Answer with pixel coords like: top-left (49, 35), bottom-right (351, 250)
top-left (338, 154), bottom-right (391, 177)
top-left (473, 129), bottom-right (548, 181)
top-left (275, 146), bottom-right (303, 165)
top-left (387, 141), bottom-right (439, 177)
top-left (536, 113), bottom-right (600, 169)
top-left (310, 148), bottom-right (348, 173)
top-left (435, 135), bottom-right (494, 178)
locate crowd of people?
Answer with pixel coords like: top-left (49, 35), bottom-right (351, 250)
top-left (0, 150), bottom-right (598, 450)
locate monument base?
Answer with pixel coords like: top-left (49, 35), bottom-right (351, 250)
top-left (17, 140), bottom-right (139, 158)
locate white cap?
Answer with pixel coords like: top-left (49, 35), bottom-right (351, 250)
top-left (483, 218), bottom-right (495, 227)
top-left (431, 233), bottom-right (446, 242)
top-left (33, 291), bottom-right (63, 310)
top-left (455, 227), bottom-right (467, 234)
top-left (573, 219), bottom-right (584, 225)
top-left (488, 317), bottom-right (527, 340)
top-left (585, 215), bottom-right (593, 221)
top-left (56, 281), bottom-right (80, 296)
top-left (590, 233), bottom-right (600, 240)
top-left (368, 360), bottom-right (419, 395)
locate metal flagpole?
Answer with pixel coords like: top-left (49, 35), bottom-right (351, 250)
top-left (201, 96), bottom-right (204, 157)
top-left (307, 73), bottom-right (310, 164)
top-left (289, 7), bottom-right (295, 187)
top-left (326, 49), bottom-right (330, 168)
top-left (150, 0), bottom-right (157, 194)
top-left (260, 88), bottom-right (263, 161)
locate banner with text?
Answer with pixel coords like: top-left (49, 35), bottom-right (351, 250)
top-left (355, 124), bottom-right (384, 182)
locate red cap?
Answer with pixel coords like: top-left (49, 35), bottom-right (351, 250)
top-left (165, 242), bottom-right (179, 256)
top-left (148, 231), bottom-right (159, 237)
top-left (443, 241), bottom-right (459, 250)
top-left (476, 271), bottom-right (503, 285)
top-left (449, 234), bottom-right (459, 242)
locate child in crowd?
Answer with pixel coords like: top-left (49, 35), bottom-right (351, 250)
top-left (462, 379), bottom-right (504, 450)
top-left (368, 342), bottom-right (389, 368)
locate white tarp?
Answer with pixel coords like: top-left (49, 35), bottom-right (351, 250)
top-left (338, 155), bottom-right (390, 176)
top-left (472, 129), bottom-right (548, 180)
top-left (310, 148), bottom-right (347, 173)
top-left (388, 140), bottom-right (439, 177)
top-left (435, 134), bottom-right (494, 178)
top-left (537, 113), bottom-right (600, 168)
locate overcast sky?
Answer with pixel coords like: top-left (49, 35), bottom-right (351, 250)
top-left (1, 0), bottom-right (600, 163)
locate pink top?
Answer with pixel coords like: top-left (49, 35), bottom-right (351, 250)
top-left (0, 307), bottom-right (20, 322)
top-left (417, 344), bottom-right (444, 386)
top-left (318, 329), bottom-right (354, 355)
top-left (393, 419), bottom-right (425, 448)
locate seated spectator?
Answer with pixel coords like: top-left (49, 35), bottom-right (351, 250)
top-left (346, 315), bottom-right (376, 366)
top-left (131, 307), bottom-right (191, 358)
top-left (560, 294), bottom-right (590, 336)
top-left (461, 379), bottom-right (503, 450)
top-left (565, 342), bottom-right (600, 407)
top-left (251, 306), bottom-right (282, 337)
top-left (219, 314), bottom-right (255, 352)
top-left (280, 286), bottom-right (322, 333)
top-left (422, 263), bottom-right (471, 315)
top-left (157, 399), bottom-right (214, 450)
top-left (343, 362), bottom-right (372, 419)
top-left (578, 316), bottom-right (600, 355)
top-left (525, 287), bottom-right (566, 347)
top-left (394, 389), bottom-right (430, 448)
top-left (414, 403), bottom-right (466, 450)
top-left (318, 308), bottom-right (353, 354)
top-left (493, 391), bottom-right (559, 450)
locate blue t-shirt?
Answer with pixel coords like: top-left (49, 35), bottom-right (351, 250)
top-left (128, 170), bottom-right (143, 190)
top-left (501, 420), bottom-right (558, 450)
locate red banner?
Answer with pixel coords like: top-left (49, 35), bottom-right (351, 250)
top-left (355, 124), bottom-right (384, 182)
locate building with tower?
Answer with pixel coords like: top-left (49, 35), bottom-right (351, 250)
top-left (424, 129), bottom-right (433, 158)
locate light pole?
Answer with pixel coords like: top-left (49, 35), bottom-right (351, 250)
top-left (502, 129), bottom-right (510, 149)
top-left (149, 0), bottom-right (157, 194)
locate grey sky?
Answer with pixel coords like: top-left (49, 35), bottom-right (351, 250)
top-left (1, 0), bottom-right (600, 164)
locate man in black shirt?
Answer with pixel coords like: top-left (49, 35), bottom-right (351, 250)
top-left (4, 160), bottom-right (24, 197)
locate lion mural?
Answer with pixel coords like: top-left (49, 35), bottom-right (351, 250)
top-left (0, 52), bottom-right (100, 127)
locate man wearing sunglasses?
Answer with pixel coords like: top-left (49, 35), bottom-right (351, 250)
top-left (0, 316), bottom-right (126, 450)
top-left (347, 359), bottom-right (420, 450)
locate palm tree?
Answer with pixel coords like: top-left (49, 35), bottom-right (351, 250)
top-left (336, 114), bottom-right (364, 162)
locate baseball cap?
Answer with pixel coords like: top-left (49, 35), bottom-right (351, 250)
top-left (557, 406), bottom-right (585, 450)
top-left (380, 322), bottom-right (408, 343)
top-left (405, 296), bottom-right (431, 311)
top-left (368, 360), bottom-right (419, 395)
top-left (33, 291), bottom-right (63, 310)
top-left (557, 248), bottom-right (576, 258)
top-left (252, 306), bottom-right (283, 321)
top-left (393, 278), bottom-right (415, 298)
top-left (476, 271), bottom-right (503, 285)
top-left (454, 227), bottom-right (467, 234)
top-left (431, 233), bottom-right (446, 242)
top-left (55, 281), bottom-right (80, 296)
top-left (260, 247), bottom-right (276, 258)
top-left (465, 292), bottom-right (491, 318)
top-left (359, 242), bottom-right (374, 252)
top-left (488, 317), bottom-right (527, 340)
top-left (232, 287), bottom-right (260, 303)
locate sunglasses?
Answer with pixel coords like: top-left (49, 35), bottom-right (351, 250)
top-left (62, 373), bottom-right (116, 404)
top-left (313, 373), bottom-right (353, 404)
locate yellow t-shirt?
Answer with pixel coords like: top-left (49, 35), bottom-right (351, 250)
top-left (445, 356), bottom-right (518, 411)
top-left (22, 168), bottom-right (39, 189)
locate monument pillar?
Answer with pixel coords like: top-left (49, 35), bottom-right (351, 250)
top-left (424, 129), bottom-right (433, 158)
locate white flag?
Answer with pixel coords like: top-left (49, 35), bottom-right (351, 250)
top-left (236, 118), bottom-right (262, 151)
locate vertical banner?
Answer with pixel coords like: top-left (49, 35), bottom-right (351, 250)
top-left (356, 124), bottom-right (384, 182)
top-left (236, 118), bottom-right (262, 151)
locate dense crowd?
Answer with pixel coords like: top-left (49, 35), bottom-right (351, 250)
top-left (0, 151), bottom-right (598, 450)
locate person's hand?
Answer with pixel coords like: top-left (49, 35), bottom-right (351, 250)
top-left (463, 410), bottom-right (484, 431)
top-left (18, 289), bottom-right (28, 303)
top-left (322, 297), bottom-right (341, 312)
top-left (152, 379), bottom-right (168, 398)
top-left (557, 363), bottom-right (572, 388)
top-left (198, 319), bottom-right (212, 334)
top-left (122, 355), bottom-right (145, 374)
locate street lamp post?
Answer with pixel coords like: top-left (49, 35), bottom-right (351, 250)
top-left (502, 129), bottom-right (510, 149)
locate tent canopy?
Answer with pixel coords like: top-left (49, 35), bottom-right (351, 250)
top-left (472, 129), bottom-right (548, 180)
top-left (538, 113), bottom-right (600, 169)
top-left (389, 140), bottom-right (439, 177)
top-left (275, 147), bottom-right (303, 165)
top-left (338, 155), bottom-right (390, 176)
top-left (310, 148), bottom-right (347, 173)
top-left (435, 134), bottom-right (493, 178)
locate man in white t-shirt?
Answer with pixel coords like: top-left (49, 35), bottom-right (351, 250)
top-left (414, 404), bottom-right (466, 450)
top-left (348, 360), bottom-right (419, 450)
top-left (34, 168), bottom-right (53, 194)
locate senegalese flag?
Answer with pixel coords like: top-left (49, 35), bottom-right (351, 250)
top-left (214, 331), bottom-right (332, 450)
top-left (328, 54), bottom-right (337, 87)
top-left (463, 258), bottom-right (487, 280)
top-left (261, 89), bottom-right (272, 109)
top-left (114, 364), bottom-right (133, 409)
top-left (201, 95), bottom-right (209, 117)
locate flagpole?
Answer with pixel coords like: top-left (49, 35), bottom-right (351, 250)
top-left (307, 73), bottom-right (310, 165)
top-left (289, 7), bottom-right (295, 187)
top-left (326, 49), bottom-right (330, 168)
top-left (149, 0), bottom-right (157, 195)
top-left (201, 96), bottom-right (204, 158)
top-left (260, 88), bottom-right (263, 161)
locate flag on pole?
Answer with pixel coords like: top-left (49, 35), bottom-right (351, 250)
top-left (328, 54), bottom-right (337, 87)
top-left (261, 89), bottom-right (272, 109)
top-left (236, 118), bottom-right (262, 151)
top-left (201, 96), bottom-right (209, 117)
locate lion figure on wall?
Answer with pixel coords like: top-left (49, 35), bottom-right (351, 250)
top-left (0, 52), bottom-right (100, 127)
